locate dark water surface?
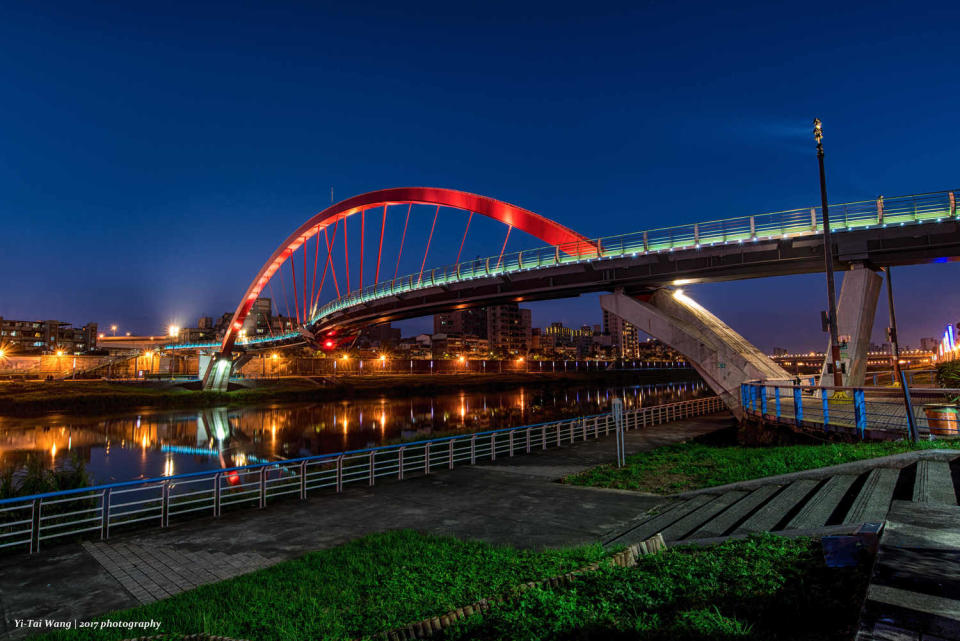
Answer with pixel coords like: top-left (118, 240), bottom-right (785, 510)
top-left (0, 379), bottom-right (708, 485)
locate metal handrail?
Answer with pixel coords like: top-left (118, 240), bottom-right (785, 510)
top-left (0, 396), bottom-right (724, 553)
top-left (740, 380), bottom-right (959, 441)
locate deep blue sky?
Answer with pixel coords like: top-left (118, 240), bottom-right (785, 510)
top-left (2, 1), bottom-right (959, 351)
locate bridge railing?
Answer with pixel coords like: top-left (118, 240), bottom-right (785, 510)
top-left (0, 396), bottom-right (724, 554)
top-left (309, 189), bottom-right (958, 327)
top-left (741, 380), bottom-right (960, 440)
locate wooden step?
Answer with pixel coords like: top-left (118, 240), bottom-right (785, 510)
top-left (786, 474), bottom-right (857, 529)
top-left (843, 468), bottom-right (899, 525)
top-left (912, 460), bottom-right (957, 506)
top-left (687, 485), bottom-right (780, 539)
top-left (734, 479), bottom-right (818, 534)
top-left (660, 491), bottom-right (748, 541)
top-left (606, 494), bottom-right (714, 546)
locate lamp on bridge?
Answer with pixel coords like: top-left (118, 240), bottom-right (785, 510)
top-left (813, 117), bottom-right (844, 390)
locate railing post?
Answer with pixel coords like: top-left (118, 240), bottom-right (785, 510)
top-left (693, 223), bottom-right (700, 245)
top-left (449, 439), bottom-right (455, 469)
top-left (950, 191), bottom-right (956, 217)
top-left (821, 393), bottom-right (830, 429)
top-left (490, 433), bottom-right (496, 461)
top-left (336, 455), bottom-right (344, 491)
top-left (162, 481), bottom-right (170, 526)
top-left (101, 488), bottom-right (111, 540)
top-left (556, 422), bottom-right (561, 446)
top-left (299, 461), bottom-right (307, 499)
top-left (570, 420), bottom-right (575, 443)
top-left (793, 387), bottom-right (803, 423)
top-left (541, 424), bottom-right (547, 450)
top-left (30, 499), bottom-right (41, 554)
top-left (215, 473), bottom-right (223, 514)
top-left (508, 430), bottom-right (514, 457)
top-left (582, 418), bottom-right (587, 441)
top-left (759, 386), bottom-right (767, 415)
top-left (470, 436), bottom-right (476, 464)
top-left (811, 207), bottom-right (818, 231)
top-left (526, 427), bottom-right (531, 453)
top-left (398, 447), bottom-right (405, 480)
top-left (642, 230), bottom-right (649, 252)
top-left (369, 451), bottom-right (376, 485)
top-left (259, 467), bottom-right (267, 507)
top-left (853, 388), bottom-right (867, 438)
top-left (424, 442), bottom-right (431, 474)
top-left (749, 215), bottom-right (756, 237)
top-left (774, 387), bottom-right (781, 419)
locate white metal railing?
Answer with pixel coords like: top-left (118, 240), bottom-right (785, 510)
top-left (0, 396), bottom-right (724, 554)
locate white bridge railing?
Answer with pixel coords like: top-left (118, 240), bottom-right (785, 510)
top-left (0, 396), bottom-right (724, 554)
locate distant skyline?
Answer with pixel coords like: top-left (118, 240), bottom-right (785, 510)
top-left (3, 2), bottom-right (959, 353)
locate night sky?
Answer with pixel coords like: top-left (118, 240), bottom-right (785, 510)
top-left (2, 2), bottom-right (959, 351)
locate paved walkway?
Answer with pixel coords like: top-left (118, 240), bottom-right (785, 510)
top-left (0, 413), bottom-right (731, 639)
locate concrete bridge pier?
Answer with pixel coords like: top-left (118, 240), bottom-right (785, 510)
top-left (818, 264), bottom-right (882, 388)
top-left (200, 353), bottom-right (252, 392)
top-left (600, 289), bottom-right (791, 418)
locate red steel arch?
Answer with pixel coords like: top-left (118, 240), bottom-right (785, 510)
top-left (219, 187), bottom-right (592, 355)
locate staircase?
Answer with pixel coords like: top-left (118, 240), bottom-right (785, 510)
top-left (605, 453), bottom-right (959, 548)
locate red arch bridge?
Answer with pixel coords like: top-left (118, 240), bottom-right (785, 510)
top-left (172, 186), bottom-right (960, 412)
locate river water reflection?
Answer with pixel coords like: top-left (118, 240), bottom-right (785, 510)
top-left (0, 380), bottom-right (708, 485)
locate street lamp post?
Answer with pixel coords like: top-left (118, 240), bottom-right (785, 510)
top-left (885, 267), bottom-right (903, 385)
top-left (814, 118), bottom-right (844, 389)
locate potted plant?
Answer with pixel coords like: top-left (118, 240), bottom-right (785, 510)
top-left (926, 361), bottom-right (960, 436)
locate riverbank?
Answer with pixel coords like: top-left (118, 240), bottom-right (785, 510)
top-left (0, 369), bottom-right (699, 417)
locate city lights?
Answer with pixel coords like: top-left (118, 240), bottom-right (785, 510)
top-left (168, 325), bottom-right (180, 338)
top-left (271, 353), bottom-right (279, 360)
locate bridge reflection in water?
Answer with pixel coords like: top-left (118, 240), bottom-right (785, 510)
top-left (0, 381), bottom-right (707, 484)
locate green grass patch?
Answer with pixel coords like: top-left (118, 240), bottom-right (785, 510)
top-left (36, 530), bottom-right (606, 641)
top-left (566, 439), bottom-right (960, 493)
top-left (441, 533), bottom-right (867, 641)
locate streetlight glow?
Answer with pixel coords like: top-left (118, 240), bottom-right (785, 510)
top-left (168, 325), bottom-right (180, 338)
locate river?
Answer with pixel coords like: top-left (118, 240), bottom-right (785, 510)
top-left (0, 378), bottom-right (709, 486)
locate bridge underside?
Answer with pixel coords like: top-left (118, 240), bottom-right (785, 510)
top-left (313, 217), bottom-right (960, 334)
top-left (600, 289), bottom-right (791, 418)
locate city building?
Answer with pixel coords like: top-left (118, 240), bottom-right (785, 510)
top-left (486, 304), bottom-right (531, 355)
top-left (0, 317), bottom-right (98, 355)
top-left (602, 309), bottom-right (639, 359)
top-left (361, 323), bottom-right (402, 348)
top-left (920, 337), bottom-right (940, 352)
top-left (430, 333), bottom-right (490, 359)
top-left (433, 308), bottom-right (487, 338)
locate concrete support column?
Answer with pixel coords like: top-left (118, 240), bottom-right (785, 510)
top-left (818, 264), bottom-right (882, 388)
top-left (600, 289), bottom-right (790, 418)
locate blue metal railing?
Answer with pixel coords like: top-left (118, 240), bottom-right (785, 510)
top-left (740, 380), bottom-right (960, 440)
top-left (0, 396), bottom-right (724, 553)
top-left (165, 188), bottom-right (958, 351)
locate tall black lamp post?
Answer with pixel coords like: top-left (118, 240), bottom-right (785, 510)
top-left (814, 118), bottom-right (844, 388)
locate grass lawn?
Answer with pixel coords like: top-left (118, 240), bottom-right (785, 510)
top-left (35, 530), bottom-right (606, 641)
top-left (441, 533), bottom-right (868, 641)
top-left (566, 439), bottom-right (960, 493)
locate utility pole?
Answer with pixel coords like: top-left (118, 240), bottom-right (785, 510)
top-left (814, 118), bottom-right (843, 389)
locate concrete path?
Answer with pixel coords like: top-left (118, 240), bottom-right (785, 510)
top-left (0, 413), bottom-right (731, 639)
top-left (857, 500), bottom-right (960, 640)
